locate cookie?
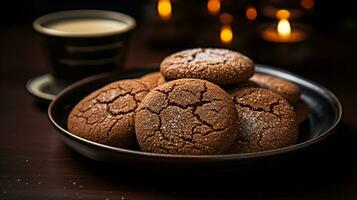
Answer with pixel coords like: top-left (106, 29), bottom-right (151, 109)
top-left (135, 78), bottom-right (240, 155)
top-left (250, 74), bottom-right (301, 105)
top-left (229, 87), bottom-right (298, 153)
top-left (160, 48), bottom-right (255, 85)
top-left (140, 72), bottom-right (166, 90)
top-left (294, 100), bottom-right (309, 124)
top-left (67, 79), bottom-right (150, 148)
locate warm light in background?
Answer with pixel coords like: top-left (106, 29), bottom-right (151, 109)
top-left (219, 13), bottom-right (233, 44)
top-left (246, 6), bottom-right (257, 21)
top-left (262, 9), bottom-right (305, 42)
top-left (301, 0), bottom-right (314, 9)
top-left (220, 25), bottom-right (233, 44)
top-left (219, 13), bottom-right (232, 24)
top-left (276, 9), bottom-right (291, 20)
top-left (158, 0), bottom-right (172, 20)
top-left (277, 19), bottom-right (291, 39)
top-left (207, 0), bottom-right (221, 15)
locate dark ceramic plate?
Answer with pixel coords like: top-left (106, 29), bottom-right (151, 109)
top-left (48, 65), bottom-right (342, 174)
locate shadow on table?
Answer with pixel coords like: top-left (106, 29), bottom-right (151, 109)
top-left (61, 122), bottom-right (357, 199)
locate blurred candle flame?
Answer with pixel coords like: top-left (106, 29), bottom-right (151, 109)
top-left (276, 9), bottom-right (291, 20)
top-left (246, 6), bottom-right (257, 21)
top-left (301, 0), bottom-right (314, 9)
top-left (158, 0), bottom-right (172, 20)
top-left (277, 19), bottom-right (291, 39)
top-left (207, 0), bottom-right (221, 15)
top-left (220, 25), bottom-right (233, 44)
top-left (219, 13), bottom-right (233, 24)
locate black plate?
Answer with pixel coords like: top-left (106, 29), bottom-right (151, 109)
top-left (48, 65), bottom-right (342, 174)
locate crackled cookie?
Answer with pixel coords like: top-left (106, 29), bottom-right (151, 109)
top-left (68, 79), bottom-right (150, 148)
top-left (230, 87), bottom-right (298, 153)
top-left (160, 48), bottom-right (254, 85)
top-left (250, 73), bottom-right (301, 105)
top-left (135, 78), bottom-right (240, 155)
top-left (140, 72), bottom-right (166, 89)
top-left (294, 100), bottom-right (310, 124)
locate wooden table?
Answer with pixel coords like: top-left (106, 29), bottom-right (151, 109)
top-left (1, 24), bottom-right (357, 200)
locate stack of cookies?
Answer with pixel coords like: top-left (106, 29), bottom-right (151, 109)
top-left (68, 48), bottom-right (309, 155)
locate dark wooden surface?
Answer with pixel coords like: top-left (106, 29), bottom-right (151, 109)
top-left (1, 23), bottom-right (357, 200)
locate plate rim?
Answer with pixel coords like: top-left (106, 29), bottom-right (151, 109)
top-left (48, 64), bottom-right (343, 160)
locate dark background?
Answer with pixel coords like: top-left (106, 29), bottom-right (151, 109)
top-left (1, 0), bottom-right (357, 199)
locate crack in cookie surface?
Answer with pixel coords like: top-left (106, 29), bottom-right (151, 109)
top-left (160, 48), bottom-right (255, 85)
top-left (135, 79), bottom-right (239, 155)
top-left (230, 87), bottom-right (298, 153)
top-left (68, 79), bottom-right (150, 148)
